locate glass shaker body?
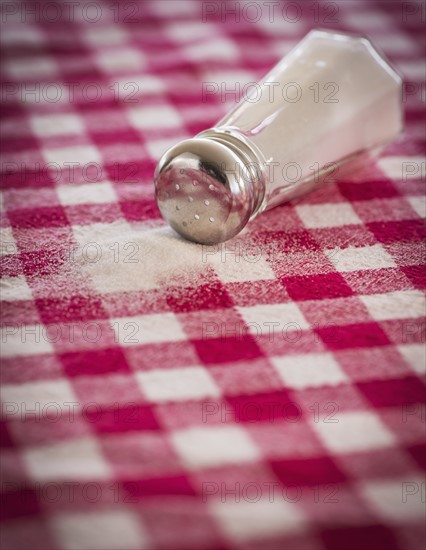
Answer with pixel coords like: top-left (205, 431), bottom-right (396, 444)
top-left (155, 29), bottom-right (403, 244)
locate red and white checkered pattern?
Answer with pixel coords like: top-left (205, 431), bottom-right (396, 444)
top-left (1, 1), bottom-right (425, 549)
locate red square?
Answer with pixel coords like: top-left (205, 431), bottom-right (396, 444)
top-left (406, 443), bottom-right (426, 470)
top-left (86, 404), bottom-right (160, 433)
top-left (321, 524), bottom-right (399, 550)
top-left (0, 421), bottom-right (15, 448)
top-left (402, 264), bottom-right (426, 289)
top-left (318, 322), bottom-right (391, 350)
top-left (123, 475), bottom-right (196, 497)
top-left (166, 280), bottom-right (234, 313)
top-left (0, 488), bottom-right (40, 521)
top-left (120, 199), bottom-right (161, 222)
top-left (282, 273), bottom-right (353, 301)
top-left (338, 178), bottom-right (399, 200)
top-left (1, 168), bottom-right (57, 189)
top-left (20, 250), bottom-right (68, 277)
top-left (60, 348), bottom-right (131, 377)
top-left (253, 229), bottom-right (319, 254)
top-left (8, 207), bottom-right (69, 229)
top-left (35, 294), bottom-right (108, 323)
top-left (227, 390), bottom-right (297, 423)
top-left (367, 220), bottom-right (425, 244)
top-left (270, 456), bottom-right (347, 486)
top-left (356, 376), bottom-right (426, 407)
top-left (193, 334), bottom-right (263, 364)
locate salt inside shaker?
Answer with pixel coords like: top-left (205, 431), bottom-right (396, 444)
top-left (154, 29), bottom-right (403, 245)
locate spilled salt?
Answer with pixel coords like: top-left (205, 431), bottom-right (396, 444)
top-left (70, 223), bottom-right (214, 294)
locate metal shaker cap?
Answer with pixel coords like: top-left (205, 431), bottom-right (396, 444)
top-left (154, 137), bottom-right (261, 245)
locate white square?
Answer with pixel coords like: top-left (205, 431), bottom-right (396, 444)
top-left (184, 38), bottom-right (239, 62)
top-left (238, 302), bottom-right (309, 334)
top-left (202, 70), bottom-right (254, 89)
top-left (272, 352), bottom-right (347, 389)
top-left (400, 61), bottom-right (426, 81)
top-left (359, 478), bottom-right (426, 521)
top-left (51, 510), bottom-right (148, 550)
top-left (313, 410), bottom-right (395, 453)
top-left (372, 34), bottom-right (415, 55)
top-left (209, 245), bottom-right (276, 283)
top-left (1, 324), bottom-right (54, 358)
top-left (407, 196), bottom-right (426, 218)
top-left (1, 379), bottom-right (76, 415)
top-left (325, 244), bottom-right (397, 272)
top-left (112, 313), bottom-right (186, 346)
top-left (398, 344), bottom-right (426, 375)
top-left (171, 426), bottom-right (259, 469)
top-left (127, 105), bottom-right (182, 130)
top-left (114, 75), bottom-right (164, 96)
top-left (44, 145), bottom-right (101, 166)
top-left (85, 26), bottom-right (128, 46)
top-left (0, 227), bottom-right (17, 255)
top-left (296, 203), bottom-right (361, 228)
top-left (151, 0), bottom-right (196, 16)
top-left (137, 367), bottom-right (220, 403)
top-left (167, 21), bottom-right (216, 42)
top-left (0, 275), bottom-right (32, 301)
top-left (145, 136), bottom-right (188, 161)
top-left (57, 182), bottom-right (117, 206)
top-left (72, 221), bottom-right (132, 248)
top-left (378, 156), bottom-right (425, 180)
top-left (211, 498), bottom-right (306, 542)
top-left (4, 57), bottom-right (57, 79)
top-left (1, 25), bottom-right (45, 45)
top-left (24, 437), bottom-right (111, 480)
top-left (360, 290), bottom-right (425, 320)
top-left (97, 48), bottom-right (145, 73)
top-left (30, 113), bottom-right (84, 137)
top-left (74, 224), bottom-right (200, 293)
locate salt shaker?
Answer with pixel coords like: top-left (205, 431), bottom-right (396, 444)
top-left (154, 29), bottom-right (403, 244)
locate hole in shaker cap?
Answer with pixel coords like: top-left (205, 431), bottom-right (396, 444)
top-left (204, 200), bottom-right (210, 206)
top-left (194, 214), bottom-right (200, 220)
top-left (209, 217), bottom-right (215, 223)
top-left (175, 184), bottom-right (180, 190)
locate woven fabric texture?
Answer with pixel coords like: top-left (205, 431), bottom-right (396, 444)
top-left (0, 1), bottom-right (425, 549)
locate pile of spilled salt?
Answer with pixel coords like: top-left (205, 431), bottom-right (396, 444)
top-left (71, 222), bottom-right (215, 294)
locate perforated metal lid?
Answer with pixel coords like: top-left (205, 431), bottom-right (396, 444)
top-left (154, 137), bottom-right (261, 244)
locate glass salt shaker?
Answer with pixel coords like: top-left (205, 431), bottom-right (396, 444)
top-left (154, 29), bottom-right (403, 245)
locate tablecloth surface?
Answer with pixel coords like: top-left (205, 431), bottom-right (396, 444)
top-left (1, 1), bottom-right (425, 549)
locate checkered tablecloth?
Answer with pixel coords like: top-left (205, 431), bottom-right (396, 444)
top-left (1, 1), bottom-right (425, 549)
